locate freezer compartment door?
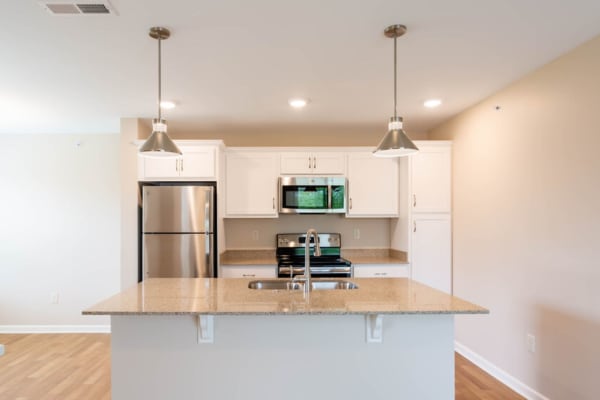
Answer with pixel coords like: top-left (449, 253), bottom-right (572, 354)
top-left (143, 233), bottom-right (214, 278)
top-left (142, 185), bottom-right (214, 233)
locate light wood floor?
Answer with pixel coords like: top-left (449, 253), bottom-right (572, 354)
top-left (0, 334), bottom-right (524, 399)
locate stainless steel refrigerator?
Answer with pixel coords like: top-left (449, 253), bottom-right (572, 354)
top-left (140, 183), bottom-right (216, 279)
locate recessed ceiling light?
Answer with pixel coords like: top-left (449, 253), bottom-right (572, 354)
top-left (289, 98), bottom-right (308, 109)
top-left (424, 99), bottom-right (442, 108)
top-left (160, 101), bottom-right (176, 109)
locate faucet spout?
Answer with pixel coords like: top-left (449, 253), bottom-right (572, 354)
top-left (303, 228), bottom-right (320, 294)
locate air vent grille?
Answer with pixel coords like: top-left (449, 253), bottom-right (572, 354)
top-left (76, 4), bottom-right (110, 14)
top-left (40, 1), bottom-right (117, 15)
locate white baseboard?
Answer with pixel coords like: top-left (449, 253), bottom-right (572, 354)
top-left (0, 325), bottom-right (110, 334)
top-left (455, 341), bottom-right (549, 400)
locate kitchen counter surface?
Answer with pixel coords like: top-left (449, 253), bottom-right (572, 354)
top-left (342, 248), bottom-right (409, 264)
top-left (83, 278), bottom-right (487, 316)
top-left (220, 248), bottom-right (409, 265)
top-left (219, 250), bottom-right (276, 265)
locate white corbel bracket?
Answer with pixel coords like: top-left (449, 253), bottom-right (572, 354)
top-left (366, 314), bottom-right (383, 343)
top-left (197, 315), bottom-right (214, 344)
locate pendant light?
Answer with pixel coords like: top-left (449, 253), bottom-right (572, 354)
top-left (139, 27), bottom-right (182, 157)
top-left (373, 24), bottom-right (418, 157)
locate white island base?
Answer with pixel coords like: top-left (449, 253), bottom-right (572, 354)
top-left (111, 313), bottom-right (454, 400)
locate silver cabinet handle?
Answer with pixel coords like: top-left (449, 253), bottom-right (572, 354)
top-left (180, 159), bottom-right (184, 172)
top-left (313, 156), bottom-right (316, 170)
top-left (242, 274), bottom-right (256, 278)
top-left (349, 198), bottom-right (353, 210)
top-left (308, 156), bottom-right (312, 169)
top-left (374, 272), bottom-right (388, 277)
top-left (272, 197), bottom-right (276, 210)
top-left (413, 221), bottom-right (417, 232)
top-left (413, 194), bottom-right (416, 207)
top-left (175, 159), bottom-right (179, 172)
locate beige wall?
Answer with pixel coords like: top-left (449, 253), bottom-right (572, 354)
top-left (139, 123), bottom-right (428, 146)
top-left (429, 36), bottom-right (600, 398)
top-left (0, 134), bottom-right (120, 328)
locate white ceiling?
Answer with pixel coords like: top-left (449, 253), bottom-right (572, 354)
top-left (2, 0), bottom-right (600, 135)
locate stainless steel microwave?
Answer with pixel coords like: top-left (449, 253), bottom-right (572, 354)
top-left (279, 176), bottom-right (347, 214)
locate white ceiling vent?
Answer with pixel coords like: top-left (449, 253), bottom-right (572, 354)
top-left (39, 1), bottom-right (118, 16)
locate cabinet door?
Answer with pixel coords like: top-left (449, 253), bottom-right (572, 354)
top-left (141, 156), bottom-right (180, 180)
top-left (312, 152), bottom-right (345, 174)
top-left (226, 152), bottom-right (278, 217)
top-left (280, 152), bottom-right (345, 174)
top-left (280, 152), bottom-right (313, 174)
top-left (411, 145), bottom-right (451, 213)
top-left (346, 152), bottom-right (399, 217)
top-left (179, 146), bottom-right (216, 180)
top-left (139, 145), bottom-right (217, 181)
top-left (220, 265), bottom-right (277, 278)
top-left (353, 264), bottom-right (409, 278)
top-left (411, 215), bottom-right (451, 293)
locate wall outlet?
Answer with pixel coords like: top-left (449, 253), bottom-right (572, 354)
top-left (353, 228), bottom-right (360, 240)
top-left (50, 292), bottom-right (59, 304)
top-left (251, 230), bottom-right (259, 241)
top-left (527, 333), bottom-right (536, 353)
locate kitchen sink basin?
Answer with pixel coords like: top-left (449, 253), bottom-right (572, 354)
top-left (248, 280), bottom-right (303, 290)
top-left (248, 280), bottom-right (358, 291)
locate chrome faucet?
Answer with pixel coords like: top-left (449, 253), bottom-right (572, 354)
top-left (298, 228), bottom-right (321, 294)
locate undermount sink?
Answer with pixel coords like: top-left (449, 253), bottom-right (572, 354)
top-left (248, 280), bottom-right (358, 291)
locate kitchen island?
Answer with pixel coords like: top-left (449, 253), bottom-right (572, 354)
top-left (84, 278), bottom-right (487, 400)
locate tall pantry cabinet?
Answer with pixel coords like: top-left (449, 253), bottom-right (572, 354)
top-left (395, 141), bottom-right (452, 294)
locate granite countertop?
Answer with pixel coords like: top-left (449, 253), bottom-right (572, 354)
top-left (220, 249), bottom-right (409, 266)
top-left (220, 250), bottom-right (276, 265)
top-left (342, 249), bottom-right (409, 264)
top-left (83, 278), bottom-right (488, 316)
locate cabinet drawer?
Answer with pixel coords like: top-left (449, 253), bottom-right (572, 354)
top-left (220, 265), bottom-right (277, 278)
top-left (353, 264), bottom-right (409, 278)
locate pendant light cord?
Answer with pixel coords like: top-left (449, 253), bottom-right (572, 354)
top-left (158, 36), bottom-right (162, 120)
top-left (393, 35), bottom-right (397, 119)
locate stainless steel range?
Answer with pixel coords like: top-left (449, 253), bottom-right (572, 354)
top-left (276, 233), bottom-right (353, 278)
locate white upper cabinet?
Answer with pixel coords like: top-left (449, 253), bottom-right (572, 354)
top-left (346, 152), bottom-right (399, 217)
top-left (225, 151), bottom-right (279, 218)
top-left (280, 152), bottom-right (345, 175)
top-left (138, 144), bottom-right (217, 181)
top-left (410, 143), bottom-right (451, 213)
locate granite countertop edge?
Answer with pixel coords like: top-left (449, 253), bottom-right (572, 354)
top-left (220, 248), bottom-right (409, 266)
top-left (82, 278), bottom-right (488, 316)
top-left (83, 309), bottom-right (489, 316)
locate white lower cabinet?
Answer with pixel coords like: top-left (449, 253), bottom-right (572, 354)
top-left (220, 265), bottom-right (277, 278)
top-left (411, 214), bottom-right (452, 293)
top-left (353, 264), bottom-right (410, 278)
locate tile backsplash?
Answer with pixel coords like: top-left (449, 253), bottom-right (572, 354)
top-left (224, 215), bottom-right (391, 250)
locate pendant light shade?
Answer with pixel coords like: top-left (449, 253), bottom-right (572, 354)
top-left (139, 27), bottom-right (182, 158)
top-left (373, 116), bottom-right (419, 157)
top-left (373, 24), bottom-right (418, 158)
